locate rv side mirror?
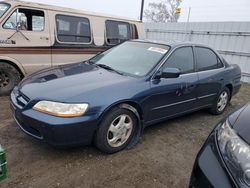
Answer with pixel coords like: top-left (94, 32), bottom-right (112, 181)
top-left (161, 67), bottom-right (181, 78)
top-left (16, 12), bottom-right (27, 31)
top-left (16, 22), bottom-right (21, 31)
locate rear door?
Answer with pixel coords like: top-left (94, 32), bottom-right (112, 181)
top-left (146, 46), bottom-right (199, 123)
top-left (1, 7), bottom-right (52, 73)
top-left (194, 46), bottom-right (225, 107)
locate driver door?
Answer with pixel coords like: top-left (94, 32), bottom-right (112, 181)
top-left (145, 46), bottom-right (199, 123)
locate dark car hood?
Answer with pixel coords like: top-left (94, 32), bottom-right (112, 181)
top-left (231, 103), bottom-right (250, 144)
top-left (19, 63), bottom-right (135, 102)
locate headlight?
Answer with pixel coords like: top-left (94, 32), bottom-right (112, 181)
top-left (218, 119), bottom-right (250, 186)
top-left (33, 101), bottom-right (88, 117)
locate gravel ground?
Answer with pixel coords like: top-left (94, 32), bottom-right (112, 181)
top-left (0, 83), bottom-right (250, 188)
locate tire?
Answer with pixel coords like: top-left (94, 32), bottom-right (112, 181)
top-left (95, 107), bottom-right (137, 154)
top-left (0, 62), bottom-right (21, 96)
top-left (209, 87), bottom-right (231, 115)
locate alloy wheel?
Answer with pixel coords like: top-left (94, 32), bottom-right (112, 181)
top-left (107, 114), bottom-right (133, 148)
top-left (0, 71), bottom-right (10, 88)
top-left (217, 91), bottom-right (228, 112)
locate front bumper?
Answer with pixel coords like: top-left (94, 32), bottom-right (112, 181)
top-left (189, 130), bottom-right (238, 188)
top-left (10, 91), bottom-right (100, 147)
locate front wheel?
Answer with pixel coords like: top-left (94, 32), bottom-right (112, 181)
top-left (0, 62), bottom-right (21, 96)
top-left (95, 107), bottom-right (137, 154)
top-left (210, 87), bottom-right (230, 115)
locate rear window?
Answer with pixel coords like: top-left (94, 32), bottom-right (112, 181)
top-left (196, 47), bottom-right (222, 71)
top-left (0, 3), bottom-right (10, 18)
top-left (105, 20), bottom-right (131, 45)
top-left (56, 15), bottom-right (91, 43)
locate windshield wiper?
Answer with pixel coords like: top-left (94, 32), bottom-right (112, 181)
top-left (96, 64), bottom-right (125, 75)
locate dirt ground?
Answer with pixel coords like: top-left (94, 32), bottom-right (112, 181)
top-left (0, 83), bottom-right (250, 188)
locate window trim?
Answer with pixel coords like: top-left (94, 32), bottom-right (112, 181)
top-left (162, 46), bottom-right (195, 75)
top-left (2, 7), bottom-right (45, 32)
top-left (151, 45), bottom-right (226, 81)
top-left (105, 20), bottom-right (131, 45)
top-left (55, 14), bottom-right (92, 45)
top-left (194, 46), bottom-right (225, 72)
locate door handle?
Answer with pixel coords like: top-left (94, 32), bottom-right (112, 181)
top-left (186, 84), bottom-right (196, 93)
top-left (188, 84), bottom-right (196, 89)
top-left (40, 36), bottom-right (49, 40)
top-left (179, 84), bottom-right (196, 95)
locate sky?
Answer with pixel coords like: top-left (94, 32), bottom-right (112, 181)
top-left (24, 0), bottom-right (250, 22)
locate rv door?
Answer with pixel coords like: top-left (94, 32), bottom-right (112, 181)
top-left (1, 8), bottom-right (52, 73)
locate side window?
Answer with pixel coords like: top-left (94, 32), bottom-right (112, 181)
top-left (0, 3), bottom-right (10, 18)
top-left (196, 47), bottom-right (221, 71)
top-left (56, 15), bottom-right (91, 43)
top-left (32, 15), bottom-right (44, 31)
top-left (3, 8), bottom-right (44, 31)
top-left (164, 47), bottom-right (194, 74)
top-left (105, 20), bottom-right (131, 45)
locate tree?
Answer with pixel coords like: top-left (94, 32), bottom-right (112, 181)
top-left (144, 0), bottom-right (182, 23)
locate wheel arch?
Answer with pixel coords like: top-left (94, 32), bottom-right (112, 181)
top-left (100, 100), bottom-right (144, 122)
top-left (0, 56), bottom-right (26, 78)
top-left (97, 100), bottom-right (144, 149)
top-left (225, 83), bottom-right (233, 100)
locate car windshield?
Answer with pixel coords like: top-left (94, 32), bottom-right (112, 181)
top-left (90, 41), bottom-right (169, 77)
top-left (0, 3), bottom-right (10, 18)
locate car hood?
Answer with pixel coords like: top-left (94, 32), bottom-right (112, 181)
top-left (18, 62), bottom-right (136, 102)
top-left (231, 103), bottom-right (250, 144)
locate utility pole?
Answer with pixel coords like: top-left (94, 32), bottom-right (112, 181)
top-left (187, 7), bottom-right (191, 23)
top-left (140, 0), bottom-right (145, 21)
top-left (185, 7), bottom-right (191, 41)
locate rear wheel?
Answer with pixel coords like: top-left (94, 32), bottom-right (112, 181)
top-left (0, 62), bottom-right (21, 96)
top-left (210, 87), bottom-right (230, 115)
top-left (95, 107), bottom-right (137, 153)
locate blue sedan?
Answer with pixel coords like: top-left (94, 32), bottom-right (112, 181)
top-left (190, 102), bottom-right (250, 188)
top-left (10, 40), bottom-right (241, 153)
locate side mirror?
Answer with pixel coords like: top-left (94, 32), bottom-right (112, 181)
top-left (16, 22), bottom-right (21, 31)
top-left (16, 12), bottom-right (27, 31)
top-left (161, 67), bottom-right (181, 78)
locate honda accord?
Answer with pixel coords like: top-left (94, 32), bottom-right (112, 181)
top-left (10, 40), bottom-right (241, 153)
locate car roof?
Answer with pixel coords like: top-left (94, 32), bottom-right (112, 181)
top-left (132, 39), bottom-right (212, 49)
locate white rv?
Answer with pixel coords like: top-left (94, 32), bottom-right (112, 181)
top-left (0, 0), bottom-right (145, 95)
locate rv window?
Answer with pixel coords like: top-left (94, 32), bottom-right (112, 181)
top-left (56, 15), bottom-right (91, 43)
top-left (3, 8), bottom-right (44, 31)
top-left (0, 3), bottom-right (10, 18)
top-left (105, 20), bottom-right (131, 45)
